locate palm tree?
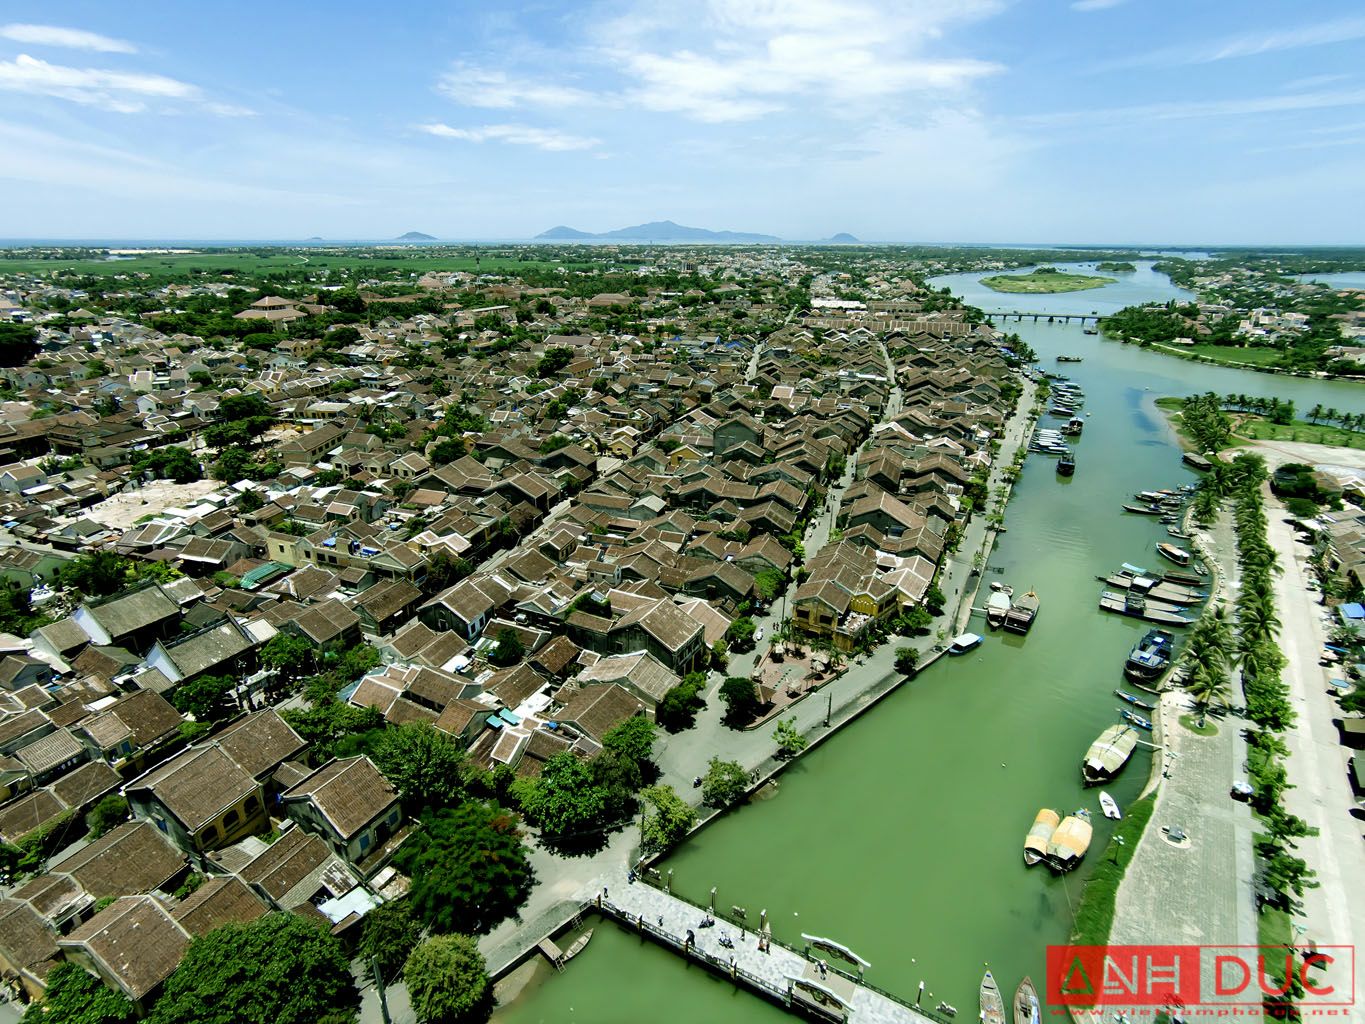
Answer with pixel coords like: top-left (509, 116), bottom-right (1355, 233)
top-left (1307, 403), bottom-right (1323, 425)
top-left (1237, 591), bottom-right (1281, 643)
top-left (1187, 661), bottom-right (1232, 719)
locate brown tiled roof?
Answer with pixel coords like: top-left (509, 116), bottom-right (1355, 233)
top-left (213, 710), bottom-right (306, 781)
top-left (556, 683), bottom-right (645, 742)
top-left (0, 789), bottom-right (67, 844)
top-left (0, 898), bottom-right (61, 984)
top-left (127, 745), bottom-right (256, 832)
top-left (60, 896), bottom-right (190, 1000)
top-left (283, 756), bottom-right (396, 840)
top-left (59, 821), bottom-right (187, 900)
top-left (172, 876), bottom-right (267, 936)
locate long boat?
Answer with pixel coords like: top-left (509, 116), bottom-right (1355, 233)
top-left (980, 970), bottom-right (1006, 1024)
top-left (1082, 724), bottom-right (1138, 784)
top-left (1099, 590), bottom-right (1193, 626)
top-left (1124, 628), bottom-right (1175, 682)
top-left (1115, 688), bottom-right (1155, 710)
top-left (987, 590), bottom-right (1012, 629)
top-left (1046, 809), bottom-right (1093, 871)
top-left (562, 929), bottom-right (593, 963)
top-left (1102, 573), bottom-right (1205, 606)
top-left (1024, 808), bottom-right (1061, 866)
top-left (1183, 452), bottom-right (1213, 471)
top-left (1156, 542), bottom-right (1194, 567)
top-left (1120, 708), bottom-right (1153, 730)
top-left (1015, 977), bottom-right (1041, 1024)
top-left (1122, 503), bottom-right (1164, 515)
top-left (1163, 567), bottom-right (1208, 587)
top-left (1004, 589), bottom-right (1040, 634)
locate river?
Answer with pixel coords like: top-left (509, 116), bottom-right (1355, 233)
top-left (494, 264), bottom-right (1360, 1024)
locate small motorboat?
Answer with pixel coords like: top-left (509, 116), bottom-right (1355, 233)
top-left (1115, 688), bottom-right (1155, 710)
top-left (949, 632), bottom-right (983, 655)
top-left (987, 590), bottom-right (1012, 629)
top-left (1156, 542), bottom-right (1193, 567)
top-left (1099, 792), bottom-right (1122, 820)
top-left (981, 970), bottom-right (1006, 1024)
top-left (1120, 708), bottom-right (1153, 731)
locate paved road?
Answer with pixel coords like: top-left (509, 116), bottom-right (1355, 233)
top-left (1264, 496), bottom-right (1365, 1006)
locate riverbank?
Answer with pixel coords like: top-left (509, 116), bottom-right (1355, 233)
top-left (982, 269), bottom-right (1115, 293)
top-left (1106, 332), bottom-right (1363, 380)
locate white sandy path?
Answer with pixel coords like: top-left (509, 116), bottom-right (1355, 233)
top-left (81, 479), bottom-right (224, 531)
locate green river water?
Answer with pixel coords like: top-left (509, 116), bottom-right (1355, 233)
top-left (495, 264), bottom-right (1363, 1024)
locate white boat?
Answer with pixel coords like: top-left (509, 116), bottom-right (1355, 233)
top-left (949, 632), bottom-right (983, 655)
top-left (1099, 791), bottom-right (1122, 820)
top-left (987, 590), bottom-right (1012, 629)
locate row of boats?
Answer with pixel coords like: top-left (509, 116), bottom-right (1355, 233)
top-left (985, 582), bottom-right (1040, 633)
top-left (1098, 559), bottom-right (1208, 627)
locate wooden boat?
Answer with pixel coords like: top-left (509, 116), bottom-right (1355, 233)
top-left (1125, 628), bottom-right (1175, 682)
top-left (562, 929), bottom-right (593, 963)
top-left (980, 970), bottom-right (1006, 1024)
top-left (949, 632), bottom-right (983, 655)
top-left (1115, 689), bottom-right (1155, 711)
top-left (1099, 792), bottom-right (1122, 820)
top-left (987, 590), bottom-right (1012, 629)
top-left (1183, 451), bottom-right (1213, 471)
top-left (1156, 542), bottom-right (1193, 567)
top-left (1105, 575), bottom-right (1203, 606)
top-left (1004, 589), bottom-right (1039, 634)
top-left (1024, 807), bottom-right (1060, 866)
top-left (1083, 327), bottom-right (1098, 335)
top-left (1057, 454), bottom-right (1076, 476)
top-left (1062, 416), bottom-right (1084, 436)
top-left (1163, 568), bottom-right (1208, 587)
top-left (1056, 355), bottom-right (1083, 363)
top-left (1167, 527), bottom-right (1189, 539)
top-left (1122, 503), bottom-right (1163, 515)
top-left (1014, 977), bottom-right (1041, 1024)
top-left (1083, 724), bottom-right (1138, 784)
top-left (1099, 590), bottom-right (1193, 626)
top-left (1120, 708), bottom-right (1153, 730)
top-left (1046, 809), bottom-right (1093, 871)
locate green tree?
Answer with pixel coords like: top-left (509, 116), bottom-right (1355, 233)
top-left (85, 794), bottom-right (129, 839)
top-left (513, 751), bottom-right (609, 845)
top-left (772, 717), bottom-right (807, 760)
top-left (725, 616), bottom-right (757, 652)
top-left (489, 627), bottom-right (524, 666)
top-left (170, 673), bottom-right (235, 722)
top-left (148, 913), bottom-right (358, 1024)
top-left (0, 322), bottom-right (39, 367)
top-left (23, 962), bottom-right (135, 1024)
top-left (372, 722), bottom-right (467, 811)
top-left (639, 784), bottom-right (698, 854)
top-left (924, 585), bottom-right (946, 616)
top-left (424, 551), bottom-right (473, 591)
top-left (753, 568), bottom-right (785, 601)
top-left (601, 716), bottom-right (656, 780)
top-left (718, 676), bottom-right (760, 726)
top-left (59, 550), bottom-right (130, 597)
top-left (894, 647), bottom-right (919, 675)
top-left (261, 632), bottom-right (313, 681)
top-left (657, 673), bottom-right (706, 732)
top-left (211, 445), bottom-right (253, 482)
top-left (393, 803), bottom-right (534, 935)
top-left (359, 898), bottom-right (422, 985)
top-left (701, 756), bottom-right (751, 809)
top-left (404, 935), bottom-right (491, 1024)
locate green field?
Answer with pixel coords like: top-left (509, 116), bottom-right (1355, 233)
top-left (1154, 342), bottom-right (1287, 368)
top-left (0, 250), bottom-right (590, 281)
top-left (981, 269), bottom-right (1116, 293)
top-left (1234, 415), bottom-right (1365, 448)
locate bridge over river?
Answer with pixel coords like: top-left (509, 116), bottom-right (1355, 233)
top-left (984, 311), bottom-right (1099, 323)
top-left (554, 873), bottom-right (953, 1024)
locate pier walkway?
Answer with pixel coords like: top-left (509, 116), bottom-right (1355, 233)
top-left (587, 873), bottom-right (946, 1024)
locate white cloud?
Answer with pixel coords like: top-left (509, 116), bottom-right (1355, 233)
top-left (1104, 15), bottom-right (1365, 69)
top-left (437, 63), bottom-right (592, 108)
top-left (1025, 87), bottom-right (1365, 127)
top-left (1071, 0), bottom-right (1128, 11)
top-left (0, 23), bottom-right (136, 53)
top-left (0, 53), bottom-right (254, 116)
top-left (418, 122), bottom-right (599, 151)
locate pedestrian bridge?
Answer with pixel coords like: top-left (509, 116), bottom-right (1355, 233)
top-left (985, 311), bottom-right (1099, 323)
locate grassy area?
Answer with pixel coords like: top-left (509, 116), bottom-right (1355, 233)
top-left (1069, 792), bottom-right (1158, 948)
top-left (1257, 906), bottom-right (1295, 987)
top-left (1153, 397), bottom-right (1245, 450)
top-left (1233, 415), bottom-right (1365, 449)
top-left (1170, 343), bottom-right (1287, 367)
top-left (1179, 713), bottom-right (1218, 736)
top-left (981, 269), bottom-right (1116, 294)
top-left (0, 250), bottom-right (590, 281)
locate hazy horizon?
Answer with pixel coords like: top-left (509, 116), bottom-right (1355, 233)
top-left (2, 1), bottom-right (1365, 243)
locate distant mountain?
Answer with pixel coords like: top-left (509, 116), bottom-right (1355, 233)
top-left (825, 232), bottom-right (860, 244)
top-left (396, 231), bottom-right (436, 241)
top-left (537, 225), bottom-right (596, 239)
top-left (535, 219), bottom-right (780, 243)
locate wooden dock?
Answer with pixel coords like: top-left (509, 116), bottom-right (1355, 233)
top-left (585, 874), bottom-right (948, 1024)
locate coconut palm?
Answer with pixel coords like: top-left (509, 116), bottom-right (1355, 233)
top-left (1187, 661), bottom-right (1232, 718)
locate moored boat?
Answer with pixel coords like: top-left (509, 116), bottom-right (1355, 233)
top-left (1099, 590), bottom-right (1193, 626)
top-left (1163, 567), bottom-right (1208, 587)
top-left (562, 929), bottom-right (593, 963)
top-left (1099, 792), bottom-right (1122, 820)
top-left (1122, 503), bottom-right (1163, 515)
top-left (1124, 628), bottom-right (1175, 682)
top-left (1004, 589), bottom-right (1039, 634)
top-left (1057, 453), bottom-right (1076, 476)
top-left (987, 590), bottom-right (1012, 629)
top-left (1046, 809), bottom-right (1093, 871)
top-left (1014, 977), bottom-right (1041, 1024)
top-left (1183, 451), bottom-right (1213, 471)
top-left (1024, 807), bottom-right (1060, 866)
top-left (1120, 708), bottom-right (1153, 730)
top-left (1115, 689), bottom-right (1155, 710)
top-left (1082, 724), bottom-right (1138, 784)
top-left (949, 632), bottom-right (983, 655)
top-left (1156, 542), bottom-right (1193, 567)
top-left (980, 970), bottom-right (1006, 1024)
top-left (1057, 355), bottom-right (1083, 363)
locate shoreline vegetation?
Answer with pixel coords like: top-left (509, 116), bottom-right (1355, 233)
top-left (1095, 261), bottom-right (1136, 272)
top-left (981, 266), bottom-right (1116, 294)
top-left (1155, 395), bottom-right (1365, 451)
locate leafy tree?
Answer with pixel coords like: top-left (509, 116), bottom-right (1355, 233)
top-left (424, 551), bottom-right (473, 591)
top-left (601, 716), bottom-right (656, 780)
top-left (1260, 850), bottom-right (1319, 899)
top-left (489, 627), bottom-right (524, 666)
top-left (894, 647), bottom-right (919, 675)
top-left (261, 632), bottom-right (314, 681)
top-left (217, 393), bottom-right (271, 422)
top-left (394, 803), bottom-right (534, 935)
top-left (719, 676), bottom-right (760, 726)
top-left (773, 717), bottom-right (807, 760)
top-left (281, 700), bottom-right (382, 761)
top-left (429, 438), bottom-right (466, 465)
top-left (701, 757), bottom-right (751, 809)
top-left (512, 751), bottom-right (609, 845)
top-left (59, 550), bottom-right (130, 597)
top-left (538, 433), bottom-right (571, 454)
top-left (534, 345), bottom-right (575, 378)
top-left (359, 898), bottom-right (422, 985)
top-left (171, 672), bottom-right (235, 722)
top-left (211, 445), bottom-right (253, 482)
top-left (0, 323), bottom-right (39, 367)
top-left (657, 673), bottom-right (706, 732)
top-left (23, 962), bottom-right (135, 1024)
top-left (639, 784), bottom-right (698, 854)
top-left (924, 585), bottom-right (946, 616)
top-left (85, 794), bottom-right (129, 839)
top-left (372, 722), bottom-right (467, 811)
top-left (725, 616), bottom-right (757, 652)
top-left (0, 581), bottom-right (52, 635)
top-left (753, 568), bottom-right (785, 601)
top-left (131, 446), bottom-right (202, 484)
top-left (404, 935), bottom-right (491, 1024)
top-left (147, 913), bottom-right (358, 1024)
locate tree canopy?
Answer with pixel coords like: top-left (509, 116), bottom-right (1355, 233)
top-left (23, 962), bottom-right (135, 1024)
top-left (639, 784), bottom-right (698, 854)
top-left (701, 756), bottom-right (752, 809)
top-left (404, 935), bottom-right (491, 1024)
top-left (359, 898), bottom-right (422, 984)
top-left (512, 751), bottom-right (610, 847)
top-left (147, 913), bottom-right (358, 1024)
top-left (372, 722), bottom-right (468, 811)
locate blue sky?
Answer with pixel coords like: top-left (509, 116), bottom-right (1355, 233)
top-left (1, 1), bottom-right (1364, 244)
